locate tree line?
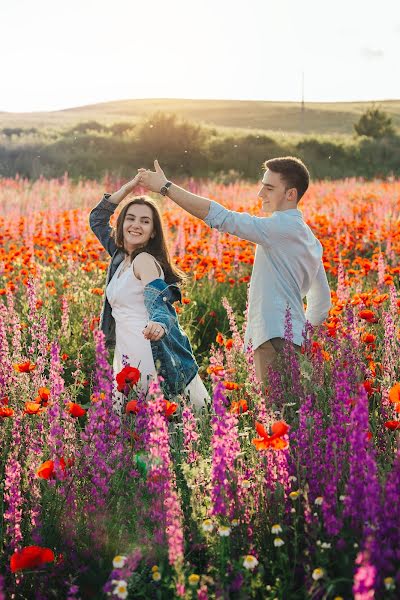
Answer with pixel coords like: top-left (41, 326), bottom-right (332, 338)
top-left (1, 109), bottom-right (399, 181)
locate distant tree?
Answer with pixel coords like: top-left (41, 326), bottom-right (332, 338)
top-left (354, 107), bottom-right (395, 139)
top-left (64, 121), bottom-right (106, 136)
top-left (108, 121), bottom-right (135, 136)
top-left (1, 127), bottom-right (37, 137)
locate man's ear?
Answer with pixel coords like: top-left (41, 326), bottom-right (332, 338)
top-left (287, 188), bottom-right (297, 203)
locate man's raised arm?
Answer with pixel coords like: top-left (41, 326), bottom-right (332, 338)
top-left (138, 161), bottom-right (273, 247)
top-left (138, 160), bottom-right (211, 220)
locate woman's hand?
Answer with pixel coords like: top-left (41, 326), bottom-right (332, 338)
top-left (143, 321), bottom-right (165, 341)
top-left (123, 172), bottom-right (143, 195)
top-left (108, 173), bottom-right (143, 205)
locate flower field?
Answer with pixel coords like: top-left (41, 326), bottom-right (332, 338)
top-left (1, 176), bottom-right (400, 599)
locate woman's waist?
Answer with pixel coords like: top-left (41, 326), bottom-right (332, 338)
top-left (111, 310), bottom-right (150, 324)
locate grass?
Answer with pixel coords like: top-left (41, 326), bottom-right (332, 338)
top-left (1, 98), bottom-right (400, 136)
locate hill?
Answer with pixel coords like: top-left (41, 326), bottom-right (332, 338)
top-left (1, 98), bottom-right (400, 136)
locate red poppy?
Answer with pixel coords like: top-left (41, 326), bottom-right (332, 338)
top-left (358, 309), bottom-right (378, 324)
top-left (252, 421), bottom-right (289, 451)
top-left (0, 406), bottom-right (14, 418)
top-left (13, 360), bottom-right (36, 373)
top-left (225, 339), bottom-right (233, 350)
top-left (37, 457), bottom-right (72, 480)
top-left (61, 353), bottom-right (69, 361)
top-left (216, 332), bottom-right (224, 346)
top-left (67, 402), bottom-right (86, 417)
top-left (37, 460), bottom-right (56, 479)
top-left (115, 366), bottom-right (141, 394)
top-left (163, 400), bottom-right (178, 417)
top-left (230, 399), bottom-right (248, 414)
top-left (385, 420), bottom-right (400, 431)
top-left (10, 545), bottom-right (55, 572)
top-left (362, 333), bottom-right (376, 344)
top-left (125, 400), bottom-right (140, 414)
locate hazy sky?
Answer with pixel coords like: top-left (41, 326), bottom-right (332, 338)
top-left (2, 0), bottom-right (399, 112)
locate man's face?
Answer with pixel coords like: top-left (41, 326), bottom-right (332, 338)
top-left (258, 169), bottom-right (290, 213)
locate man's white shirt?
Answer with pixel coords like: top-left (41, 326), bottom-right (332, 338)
top-left (204, 201), bottom-right (331, 349)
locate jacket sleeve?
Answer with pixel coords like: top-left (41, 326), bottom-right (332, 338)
top-left (89, 194), bottom-right (118, 257)
top-left (305, 262), bottom-right (332, 326)
top-left (204, 200), bottom-right (275, 246)
top-left (149, 301), bottom-right (176, 336)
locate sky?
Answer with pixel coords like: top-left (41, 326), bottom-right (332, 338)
top-left (1, 0), bottom-right (399, 112)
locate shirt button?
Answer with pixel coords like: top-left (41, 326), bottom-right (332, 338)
top-left (163, 296), bottom-right (167, 301)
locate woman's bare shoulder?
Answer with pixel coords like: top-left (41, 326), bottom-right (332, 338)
top-left (132, 252), bottom-right (162, 279)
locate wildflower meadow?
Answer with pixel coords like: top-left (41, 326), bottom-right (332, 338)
top-left (0, 176), bottom-right (399, 599)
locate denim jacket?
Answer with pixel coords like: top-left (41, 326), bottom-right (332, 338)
top-left (89, 195), bottom-right (199, 399)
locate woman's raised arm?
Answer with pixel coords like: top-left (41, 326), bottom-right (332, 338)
top-left (89, 174), bottom-right (141, 257)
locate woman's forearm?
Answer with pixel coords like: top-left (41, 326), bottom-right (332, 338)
top-left (107, 184), bottom-right (130, 205)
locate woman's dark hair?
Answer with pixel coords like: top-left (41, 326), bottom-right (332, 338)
top-left (111, 196), bottom-right (186, 284)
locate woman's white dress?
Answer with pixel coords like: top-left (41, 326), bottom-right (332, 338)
top-left (106, 257), bottom-right (209, 414)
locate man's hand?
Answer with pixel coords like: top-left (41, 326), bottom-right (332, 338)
top-left (142, 321), bottom-right (165, 341)
top-left (138, 160), bottom-right (168, 193)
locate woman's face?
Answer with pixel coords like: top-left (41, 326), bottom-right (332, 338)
top-left (122, 204), bottom-right (155, 253)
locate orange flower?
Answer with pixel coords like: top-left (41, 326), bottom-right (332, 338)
top-left (90, 288), bottom-right (104, 295)
top-left (389, 383), bottom-right (400, 405)
top-left (372, 294), bottom-right (388, 305)
top-left (230, 399), bottom-right (248, 414)
top-left (223, 381), bottom-right (240, 390)
top-left (61, 353), bottom-right (69, 361)
top-left (13, 360), bottom-right (36, 373)
top-left (163, 400), bottom-right (178, 417)
top-left (252, 421), bottom-right (289, 451)
top-left (36, 387), bottom-right (50, 403)
top-left (10, 545), bottom-right (55, 572)
top-left (225, 339), bottom-right (233, 350)
top-left (0, 406), bottom-right (14, 418)
top-left (67, 402), bottom-right (86, 417)
top-left (24, 401), bottom-right (42, 415)
top-left (362, 333), bottom-right (376, 344)
top-left (216, 332), bottom-right (224, 345)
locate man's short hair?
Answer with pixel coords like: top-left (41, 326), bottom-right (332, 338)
top-left (263, 156), bottom-right (310, 201)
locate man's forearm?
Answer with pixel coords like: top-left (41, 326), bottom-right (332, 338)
top-left (166, 183), bottom-right (211, 220)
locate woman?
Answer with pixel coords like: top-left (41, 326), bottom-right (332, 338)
top-left (89, 174), bottom-right (210, 414)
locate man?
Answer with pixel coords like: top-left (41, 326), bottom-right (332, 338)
top-left (138, 157), bottom-right (331, 384)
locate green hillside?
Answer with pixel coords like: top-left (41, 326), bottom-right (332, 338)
top-left (1, 98), bottom-right (399, 135)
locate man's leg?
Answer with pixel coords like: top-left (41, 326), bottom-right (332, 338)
top-left (254, 340), bottom-right (279, 383)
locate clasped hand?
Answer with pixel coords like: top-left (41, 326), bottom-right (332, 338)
top-left (143, 320), bottom-right (165, 341)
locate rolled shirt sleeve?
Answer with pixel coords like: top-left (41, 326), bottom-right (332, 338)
top-left (204, 200), bottom-right (273, 247)
top-left (305, 262), bottom-right (332, 326)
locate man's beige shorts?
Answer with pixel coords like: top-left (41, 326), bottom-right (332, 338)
top-left (253, 337), bottom-right (301, 383)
